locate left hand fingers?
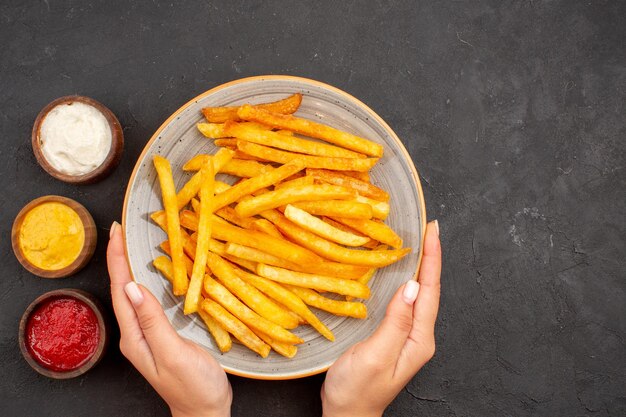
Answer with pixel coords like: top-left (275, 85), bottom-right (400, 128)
top-left (107, 221), bottom-right (157, 376)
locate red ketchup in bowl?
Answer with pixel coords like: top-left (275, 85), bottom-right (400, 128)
top-left (25, 297), bottom-right (100, 372)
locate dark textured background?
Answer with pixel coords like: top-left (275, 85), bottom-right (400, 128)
top-left (1, 1), bottom-right (624, 416)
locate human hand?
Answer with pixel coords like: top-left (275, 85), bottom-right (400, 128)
top-left (107, 221), bottom-right (232, 417)
top-left (321, 220), bottom-right (441, 417)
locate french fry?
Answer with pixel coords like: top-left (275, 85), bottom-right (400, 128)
top-left (202, 93), bottom-right (302, 123)
top-left (214, 138), bottom-right (238, 148)
top-left (251, 219), bottom-right (283, 238)
top-left (220, 159), bottom-right (271, 178)
top-left (211, 159), bottom-right (305, 211)
top-left (257, 264), bottom-right (371, 299)
top-left (285, 285), bottom-right (368, 319)
top-left (197, 307), bottom-right (232, 353)
top-left (306, 169), bottom-right (389, 202)
top-left (237, 104), bottom-right (383, 157)
top-left (235, 184), bottom-right (355, 218)
top-left (157, 243), bottom-right (197, 277)
top-left (355, 195), bottom-right (390, 220)
top-left (203, 274), bottom-right (303, 344)
top-left (331, 217), bottom-right (403, 249)
top-left (180, 210), bottom-right (322, 266)
top-left (260, 209), bottom-right (410, 267)
top-left (276, 129), bottom-right (294, 136)
top-left (321, 217), bottom-right (379, 249)
top-left (232, 150), bottom-right (270, 162)
top-left (176, 148), bottom-right (234, 210)
top-left (184, 158), bottom-right (215, 315)
top-left (197, 123), bottom-right (228, 138)
top-left (254, 331), bottom-right (297, 358)
top-left (223, 242), bottom-right (368, 279)
top-left (342, 170), bottom-right (370, 182)
top-left (237, 140), bottom-right (378, 172)
top-left (215, 206), bottom-right (257, 229)
top-left (292, 200), bottom-right (373, 220)
top-left (233, 268), bottom-right (334, 341)
top-left (274, 175), bottom-right (314, 191)
top-left (225, 121), bottom-right (365, 159)
top-left (284, 205), bottom-right (370, 246)
top-left (153, 156), bottom-right (188, 295)
top-left (182, 148), bottom-right (235, 172)
top-left (206, 252), bottom-right (299, 329)
top-left (201, 298), bottom-right (270, 357)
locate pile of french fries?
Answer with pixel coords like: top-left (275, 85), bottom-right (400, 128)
top-left (150, 93), bottom-right (411, 358)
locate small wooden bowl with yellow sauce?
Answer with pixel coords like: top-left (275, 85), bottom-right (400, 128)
top-left (11, 195), bottom-right (97, 279)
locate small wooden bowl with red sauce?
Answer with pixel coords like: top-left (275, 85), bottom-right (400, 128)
top-left (19, 289), bottom-right (108, 379)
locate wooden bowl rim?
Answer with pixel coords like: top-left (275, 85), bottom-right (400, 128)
top-left (18, 288), bottom-right (108, 379)
top-left (31, 95), bottom-right (124, 184)
top-left (11, 195), bottom-right (97, 279)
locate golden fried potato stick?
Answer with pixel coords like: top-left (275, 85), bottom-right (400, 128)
top-left (233, 268), bottom-right (334, 341)
top-left (342, 170), bottom-right (370, 182)
top-left (306, 168), bottom-right (389, 202)
top-left (284, 205), bottom-right (370, 247)
top-left (251, 219), bottom-right (283, 238)
top-left (235, 184), bottom-right (355, 218)
top-left (237, 140), bottom-right (378, 172)
top-left (180, 210), bottom-right (321, 266)
top-left (197, 123), bottom-right (228, 139)
top-left (355, 195), bottom-right (390, 220)
top-left (292, 200), bottom-right (373, 220)
top-left (285, 285), bottom-right (368, 319)
top-left (237, 104), bottom-right (383, 157)
top-left (203, 274), bottom-right (303, 344)
top-left (330, 217), bottom-right (403, 249)
top-left (257, 264), bottom-right (371, 299)
top-left (201, 298), bottom-right (270, 357)
top-left (176, 148), bottom-right (234, 210)
top-left (211, 159), bottom-right (305, 211)
top-left (182, 149), bottom-right (237, 172)
top-left (197, 307), bottom-right (232, 353)
top-left (253, 330), bottom-right (297, 358)
top-left (320, 217), bottom-right (379, 249)
top-left (202, 93), bottom-right (302, 123)
top-left (220, 159), bottom-right (272, 178)
top-left (223, 242), bottom-right (368, 279)
top-left (184, 158), bottom-right (215, 315)
top-left (157, 243), bottom-right (196, 277)
top-left (215, 206), bottom-right (257, 229)
top-left (153, 156), bottom-right (188, 295)
top-left (184, 230), bottom-right (258, 273)
top-left (274, 175), bottom-right (314, 191)
top-left (206, 252), bottom-right (299, 329)
top-left (260, 209), bottom-right (410, 267)
top-left (224, 121), bottom-right (365, 159)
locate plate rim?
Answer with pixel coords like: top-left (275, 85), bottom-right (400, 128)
top-left (121, 75), bottom-right (427, 380)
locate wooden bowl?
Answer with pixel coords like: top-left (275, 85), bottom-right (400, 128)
top-left (12, 195), bottom-right (97, 279)
top-left (19, 289), bottom-right (108, 379)
top-left (32, 95), bottom-right (124, 184)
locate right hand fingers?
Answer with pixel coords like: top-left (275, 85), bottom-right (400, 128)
top-left (398, 221), bottom-right (441, 378)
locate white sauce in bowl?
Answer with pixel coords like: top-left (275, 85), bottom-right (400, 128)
top-left (40, 102), bottom-right (112, 175)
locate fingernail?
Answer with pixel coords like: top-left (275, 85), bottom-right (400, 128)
top-left (433, 219), bottom-right (439, 236)
top-left (402, 280), bottom-right (420, 304)
top-left (110, 221), bottom-right (120, 239)
top-left (125, 282), bottom-right (144, 306)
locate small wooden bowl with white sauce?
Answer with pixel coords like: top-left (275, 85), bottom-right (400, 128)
top-left (32, 95), bottom-right (124, 184)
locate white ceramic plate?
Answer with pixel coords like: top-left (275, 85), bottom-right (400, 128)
top-left (123, 75), bottom-right (426, 379)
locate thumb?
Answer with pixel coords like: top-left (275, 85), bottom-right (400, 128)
top-left (358, 280), bottom-right (419, 367)
top-left (124, 281), bottom-right (184, 359)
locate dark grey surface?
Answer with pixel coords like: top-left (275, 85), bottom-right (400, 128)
top-left (0, 1), bottom-right (624, 416)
